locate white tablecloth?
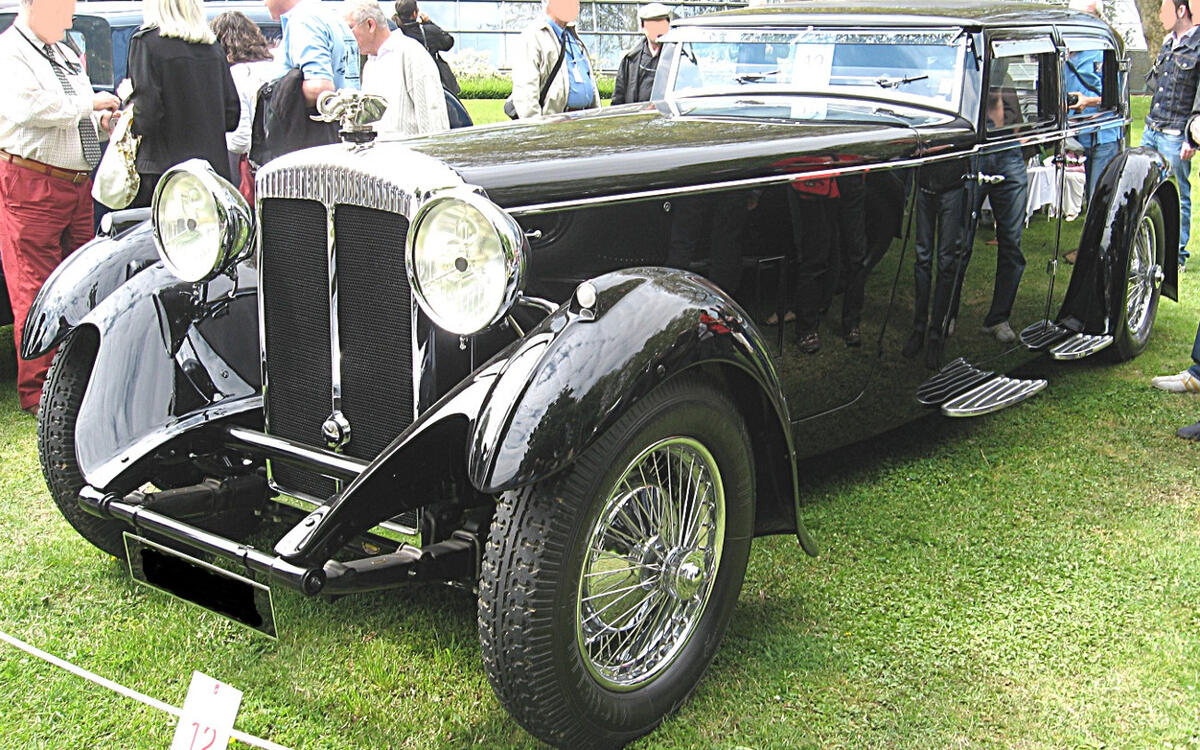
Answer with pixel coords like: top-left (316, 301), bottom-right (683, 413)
top-left (1024, 164), bottom-right (1085, 223)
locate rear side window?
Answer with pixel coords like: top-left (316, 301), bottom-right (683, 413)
top-left (68, 15), bottom-right (114, 89)
top-left (1063, 34), bottom-right (1119, 115)
top-left (986, 35), bottom-right (1058, 136)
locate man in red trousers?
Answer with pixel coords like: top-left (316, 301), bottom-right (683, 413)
top-left (0, 0), bottom-right (119, 415)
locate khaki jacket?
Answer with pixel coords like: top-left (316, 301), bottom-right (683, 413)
top-left (510, 19), bottom-right (600, 119)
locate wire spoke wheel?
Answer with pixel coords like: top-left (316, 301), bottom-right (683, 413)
top-left (1125, 209), bottom-right (1160, 341)
top-left (576, 438), bottom-right (725, 690)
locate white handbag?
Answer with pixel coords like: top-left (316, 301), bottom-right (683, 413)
top-left (91, 105), bottom-right (140, 209)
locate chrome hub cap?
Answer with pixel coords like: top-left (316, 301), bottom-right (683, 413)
top-left (576, 437), bottom-right (725, 690)
top-left (1126, 213), bottom-right (1159, 341)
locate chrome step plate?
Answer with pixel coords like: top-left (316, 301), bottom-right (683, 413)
top-left (941, 376), bottom-right (1048, 418)
top-left (1020, 319), bottom-right (1073, 350)
top-left (916, 358), bottom-right (995, 406)
top-left (1049, 333), bottom-right (1113, 360)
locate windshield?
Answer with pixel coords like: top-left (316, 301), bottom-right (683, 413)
top-left (666, 28), bottom-right (968, 113)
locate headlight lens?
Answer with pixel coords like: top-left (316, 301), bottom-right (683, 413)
top-left (153, 159), bottom-right (252, 283)
top-left (407, 191), bottom-right (525, 335)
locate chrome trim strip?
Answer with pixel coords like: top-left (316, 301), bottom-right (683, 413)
top-left (507, 121), bottom-right (1129, 216)
top-left (228, 425), bottom-right (368, 478)
top-left (328, 205), bottom-right (343, 414)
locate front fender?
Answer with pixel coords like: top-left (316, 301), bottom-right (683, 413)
top-left (288, 268), bottom-right (817, 565)
top-left (22, 219), bottom-right (159, 360)
top-left (469, 268), bottom-right (787, 492)
top-left (1058, 147), bottom-right (1176, 333)
top-left (71, 261), bottom-right (261, 489)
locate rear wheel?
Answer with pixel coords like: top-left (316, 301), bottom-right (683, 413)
top-left (1110, 195), bottom-right (1165, 361)
top-left (478, 376), bottom-right (755, 748)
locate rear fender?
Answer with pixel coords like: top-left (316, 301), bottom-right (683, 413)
top-left (1057, 147), bottom-right (1176, 332)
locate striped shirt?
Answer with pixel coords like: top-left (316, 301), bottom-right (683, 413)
top-left (0, 17), bottom-right (104, 171)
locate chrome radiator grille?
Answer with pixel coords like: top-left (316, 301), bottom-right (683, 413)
top-left (260, 197), bottom-right (413, 502)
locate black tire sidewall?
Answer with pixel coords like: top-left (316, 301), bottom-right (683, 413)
top-left (542, 378), bottom-right (755, 740)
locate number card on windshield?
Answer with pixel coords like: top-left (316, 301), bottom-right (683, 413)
top-left (170, 671), bottom-right (243, 750)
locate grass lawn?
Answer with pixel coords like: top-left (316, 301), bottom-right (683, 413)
top-left (0, 97), bottom-right (1197, 749)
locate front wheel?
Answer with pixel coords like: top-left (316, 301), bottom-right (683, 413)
top-left (478, 376), bottom-right (755, 748)
top-left (1109, 194), bottom-right (1165, 361)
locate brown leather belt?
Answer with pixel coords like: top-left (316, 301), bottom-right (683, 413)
top-left (0, 150), bottom-right (90, 185)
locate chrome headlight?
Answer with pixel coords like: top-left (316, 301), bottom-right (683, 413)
top-left (406, 190), bottom-right (526, 335)
top-left (152, 159), bottom-right (253, 283)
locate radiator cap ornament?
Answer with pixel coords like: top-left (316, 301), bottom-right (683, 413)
top-left (321, 411), bottom-right (352, 450)
top-left (314, 90), bottom-right (389, 144)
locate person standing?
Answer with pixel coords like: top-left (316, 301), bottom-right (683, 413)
top-left (0, 0), bottom-right (119, 415)
top-left (1150, 319), bottom-right (1200, 440)
top-left (509, 0), bottom-right (599, 119)
top-left (211, 10), bottom-right (277, 190)
top-left (1065, 0), bottom-right (1121, 200)
top-left (1144, 0), bottom-right (1200, 273)
top-left (393, 0), bottom-right (459, 96)
top-left (611, 3), bottom-right (671, 105)
top-left (344, 0), bottom-right (448, 137)
top-left (265, 0), bottom-right (361, 107)
top-left (126, 0), bottom-right (240, 207)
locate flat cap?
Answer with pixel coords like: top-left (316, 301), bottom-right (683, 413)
top-left (637, 2), bottom-right (672, 20)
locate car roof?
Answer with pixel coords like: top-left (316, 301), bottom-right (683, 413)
top-left (674, 0), bottom-right (1112, 33)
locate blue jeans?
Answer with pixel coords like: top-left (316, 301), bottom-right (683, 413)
top-left (1141, 128), bottom-right (1191, 264)
top-left (1190, 320), bottom-right (1200, 379)
top-left (974, 148), bottom-right (1029, 327)
top-left (913, 185), bottom-right (969, 337)
top-left (1083, 139), bottom-right (1120, 200)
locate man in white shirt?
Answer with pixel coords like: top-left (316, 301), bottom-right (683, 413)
top-left (0, 0), bottom-right (119, 415)
top-left (344, 0), bottom-right (448, 137)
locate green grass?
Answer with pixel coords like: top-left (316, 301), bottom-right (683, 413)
top-left (0, 96), bottom-right (1198, 748)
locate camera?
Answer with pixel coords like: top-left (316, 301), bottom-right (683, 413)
top-left (1067, 93), bottom-right (1080, 106)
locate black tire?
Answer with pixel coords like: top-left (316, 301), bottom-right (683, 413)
top-left (1109, 195), bottom-right (1165, 361)
top-left (38, 328), bottom-right (130, 558)
top-left (478, 376), bottom-right (755, 749)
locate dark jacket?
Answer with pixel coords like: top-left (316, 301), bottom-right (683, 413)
top-left (127, 26), bottom-right (239, 180)
top-left (249, 67), bottom-right (338, 167)
top-left (611, 39), bottom-right (659, 105)
top-left (1147, 30), bottom-right (1200, 131)
top-left (399, 18), bottom-right (459, 95)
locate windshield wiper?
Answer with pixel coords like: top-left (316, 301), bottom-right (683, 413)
top-left (875, 74), bottom-right (929, 89)
top-left (736, 69), bottom-right (779, 84)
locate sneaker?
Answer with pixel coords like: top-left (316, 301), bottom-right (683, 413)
top-left (844, 327), bottom-right (861, 347)
top-left (798, 331), bottom-right (820, 354)
top-left (1177, 420), bottom-right (1200, 440)
top-left (20, 404), bottom-right (38, 419)
top-left (981, 320), bottom-right (1017, 344)
top-left (901, 330), bottom-right (923, 358)
top-left (1150, 370), bottom-right (1200, 393)
top-left (1180, 261), bottom-right (1187, 275)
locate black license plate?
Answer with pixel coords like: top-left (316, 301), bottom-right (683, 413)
top-left (125, 533), bottom-right (277, 638)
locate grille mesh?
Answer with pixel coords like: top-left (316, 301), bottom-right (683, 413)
top-left (333, 205), bottom-right (413, 460)
top-left (259, 198), bottom-right (414, 503)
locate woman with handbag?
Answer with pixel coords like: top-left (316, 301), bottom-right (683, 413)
top-left (211, 10), bottom-right (277, 202)
top-left (125, 0), bottom-right (240, 208)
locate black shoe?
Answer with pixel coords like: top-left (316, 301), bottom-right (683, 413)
top-left (844, 327), bottom-right (861, 347)
top-left (798, 331), bottom-right (820, 354)
top-left (902, 330), bottom-right (923, 358)
top-left (924, 337), bottom-right (943, 370)
top-left (1177, 421), bottom-right (1200, 441)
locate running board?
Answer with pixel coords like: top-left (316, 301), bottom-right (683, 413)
top-left (1020, 319), bottom-right (1073, 351)
top-left (1048, 333), bottom-right (1113, 360)
top-left (941, 376), bottom-right (1048, 417)
top-left (916, 358), bottom-right (994, 406)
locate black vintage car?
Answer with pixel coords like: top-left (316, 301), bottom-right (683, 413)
top-left (23, 1), bottom-right (1176, 747)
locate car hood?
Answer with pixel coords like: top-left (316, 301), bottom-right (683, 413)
top-left (389, 102), bottom-right (934, 210)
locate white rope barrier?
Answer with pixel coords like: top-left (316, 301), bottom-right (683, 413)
top-left (0, 628), bottom-right (293, 750)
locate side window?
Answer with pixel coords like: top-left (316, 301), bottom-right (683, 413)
top-left (987, 36), bottom-right (1058, 136)
top-left (1063, 35), bottom-right (1118, 117)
